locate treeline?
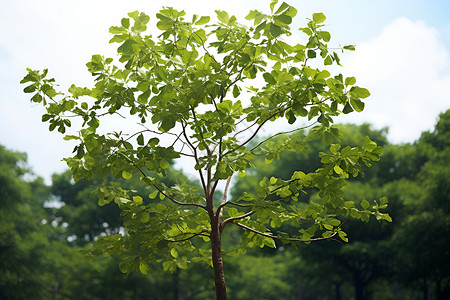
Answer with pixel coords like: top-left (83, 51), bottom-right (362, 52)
top-left (0, 110), bottom-right (448, 300)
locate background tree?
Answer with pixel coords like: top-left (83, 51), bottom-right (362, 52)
top-left (0, 145), bottom-right (54, 299)
top-left (231, 111), bottom-right (449, 300)
top-left (390, 110), bottom-right (450, 300)
top-left (21, 1), bottom-right (390, 298)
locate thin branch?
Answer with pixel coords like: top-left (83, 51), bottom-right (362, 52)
top-left (181, 120), bottom-right (207, 195)
top-left (179, 152), bottom-right (196, 158)
top-left (223, 210), bottom-right (256, 227)
top-left (226, 201), bottom-right (252, 208)
top-left (151, 177), bottom-right (206, 209)
top-left (224, 105), bottom-right (289, 156)
top-left (193, 30), bottom-right (218, 64)
top-left (117, 152), bottom-right (206, 209)
top-left (216, 176), bottom-right (233, 223)
top-left (233, 119), bottom-right (258, 138)
top-left (137, 123), bottom-right (179, 137)
top-left (249, 121), bottom-right (318, 152)
top-left (165, 231), bottom-right (211, 243)
top-left (234, 222), bottom-right (337, 243)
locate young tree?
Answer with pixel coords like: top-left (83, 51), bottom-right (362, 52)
top-left (21, 1), bottom-right (390, 298)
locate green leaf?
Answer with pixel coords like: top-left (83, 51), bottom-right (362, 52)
top-left (350, 98), bottom-right (365, 112)
top-left (263, 72), bottom-right (276, 84)
top-left (318, 31), bottom-right (331, 42)
top-left (275, 2), bottom-right (290, 14)
top-left (140, 211), bottom-right (150, 223)
top-left (334, 165), bottom-right (343, 174)
top-left (121, 18), bottom-right (130, 29)
top-left (122, 171), bottom-right (132, 179)
top-left (139, 261), bottom-right (149, 274)
top-left (195, 16), bottom-right (210, 25)
top-left (216, 10), bottom-right (229, 23)
top-left (232, 85), bottom-right (240, 98)
top-left (361, 199), bottom-right (370, 210)
top-left (323, 224), bottom-right (333, 230)
top-left (148, 190), bottom-right (158, 199)
top-left (109, 26), bottom-right (128, 34)
top-left (343, 102), bottom-right (354, 114)
top-left (133, 196), bottom-right (143, 205)
top-left (137, 133), bottom-right (144, 146)
top-left (42, 114), bottom-right (52, 122)
top-left (63, 135), bottom-right (79, 141)
top-left (270, 23), bottom-right (282, 38)
top-left (345, 77), bottom-right (356, 86)
top-left (307, 50), bottom-right (316, 58)
top-left (312, 12), bottom-right (326, 24)
top-left (157, 21), bottom-right (172, 31)
top-left (128, 10), bottom-right (139, 20)
top-left (119, 261), bottom-right (129, 273)
top-left (23, 85), bottom-right (36, 93)
top-left (330, 144), bottom-right (340, 154)
top-left (170, 248), bottom-right (178, 258)
top-left (343, 45), bottom-right (356, 51)
top-left (138, 90), bottom-right (151, 105)
top-left (316, 70), bottom-right (330, 80)
top-left (362, 136), bottom-right (378, 152)
top-left (350, 86), bottom-right (370, 99)
top-left (160, 159), bottom-right (170, 169)
top-left (274, 14), bottom-right (292, 25)
top-left (338, 231), bottom-right (348, 242)
top-left (328, 218), bottom-right (341, 226)
top-left (299, 27), bottom-right (312, 36)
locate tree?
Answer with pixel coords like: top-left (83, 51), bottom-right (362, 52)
top-left (0, 145), bottom-right (55, 299)
top-left (390, 110), bottom-right (450, 300)
top-left (21, 1), bottom-right (390, 298)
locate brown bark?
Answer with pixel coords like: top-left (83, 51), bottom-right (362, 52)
top-left (52, 281), bottom-right (60, 300)
top-left (210, 217), bottom-right (227, 300)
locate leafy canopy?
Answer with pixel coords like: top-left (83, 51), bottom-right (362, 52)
top-left (22, 0), bottom-right (388, 275)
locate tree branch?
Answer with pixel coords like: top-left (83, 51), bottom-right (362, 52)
top-left (234, 222), bottom-right (337, 243)
top-left (226, 201), bottom-right (252, 208)
top-left (223, 210), bottom-right (255, 227)
top-left (165, 230), bottom-right (211, 243)
top-left (224, 103), bottom-right (292, 156)
top-left (117, 152), bottom-right (206, 209)
top-left (181, 120), bottom-right (208, 196)
top-left (249, 121), bottom-right (318, 152)
top-left (216, 176), bottom-right (233, 224)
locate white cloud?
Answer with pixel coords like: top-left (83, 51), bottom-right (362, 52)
top-left (339, 17), bottom-right (450, 143)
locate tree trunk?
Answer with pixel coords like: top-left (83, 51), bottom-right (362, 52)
top-left (173, 269), bottom-right (179, 300)
top-left (52, 281), bottom-right (60, 300)
top-left (211, 219), bottom-right (227, 300)
top-left (354, 277), bottom-right (366, 300)
top-left (296, 277), bottom-right (303, 300)
top-left (423, 277), bottom-right (428, 300)
top-left (334, 281), bottom-right (342, 300)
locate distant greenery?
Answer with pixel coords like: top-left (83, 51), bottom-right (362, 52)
top-left (1, 110), bottom-right (448, 299)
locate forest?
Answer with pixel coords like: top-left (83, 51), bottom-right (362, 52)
top-left (1, 110), bottom-right (449, 300)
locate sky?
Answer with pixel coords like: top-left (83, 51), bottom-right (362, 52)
top-left (0, 0), bottom-right (449, 184)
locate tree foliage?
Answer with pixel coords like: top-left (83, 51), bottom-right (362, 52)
top-left (21, 1), bottom-right (390, 298)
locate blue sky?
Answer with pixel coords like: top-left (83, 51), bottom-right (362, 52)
top-left (0, 0), bottom-right (449, 183)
